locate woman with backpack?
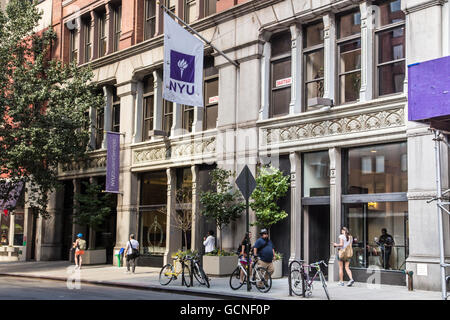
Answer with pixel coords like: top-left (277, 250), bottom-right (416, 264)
top-left (73, 233), bottom-right (86, 270)
top-left (332, 227), bottom-right (355, 287)
top-left (124, 234), bottom-right (139, 274)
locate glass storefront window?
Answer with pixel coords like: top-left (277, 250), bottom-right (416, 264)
top-left (13, 212), bottom-right (24, 246)
top-left (303, 151), bottom-right (330, 197)
top-left (345, 143), bottom-right (407, 194)
top-left (140, 209), bottom-right (166, 256)
top-left (0, 213), bottom-right (10, 245)
top-left (140, 171), bottom-right (167, 206)
top-left (346, 201), bottom-right (408, 271)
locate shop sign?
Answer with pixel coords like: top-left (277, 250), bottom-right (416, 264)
top-left (208, 96), bottom-right (219, 104)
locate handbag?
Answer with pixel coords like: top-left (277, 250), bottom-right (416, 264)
top-left (338, 236), bottom-right (353, 260)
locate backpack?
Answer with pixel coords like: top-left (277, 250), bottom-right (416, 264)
top-left (78, 239), bottom-right (86, 250)
top-left (129, 241), bottom-right (140, 258)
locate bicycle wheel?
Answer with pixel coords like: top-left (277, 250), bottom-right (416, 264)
top-left (193, 262), bottom-right (206, 286)
top-left (182, 263), bottom-right (192, 287)
top-left (289, 261), bottom-right (305, 296)
top-left (254, 266), bottom-right (272, 293)
top-left (159, 264), bottom-right (174, 286)
top-left (320, 272), bottom-right (330, 300)
top-left (229, 267), bottom-right (245, 290)
top-left (199, 265), bottom-right (210, 288)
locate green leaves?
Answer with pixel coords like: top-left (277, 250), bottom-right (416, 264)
top-left (0, 1), bottom-right (104, 217)
top-left (73, 181), bottom-right (112, 230)
top-left (250, 166), bottom-right (290, 231)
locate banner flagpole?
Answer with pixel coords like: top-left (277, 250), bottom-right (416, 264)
top-left (158, 1), bottom-right (240, 69)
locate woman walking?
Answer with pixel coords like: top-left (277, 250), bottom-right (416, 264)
top-left (333, 227), bottom-right (355, 287)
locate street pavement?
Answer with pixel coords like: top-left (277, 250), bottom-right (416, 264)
top-left (0, 261), bottom-right (442, 300)
top-left (0, 276), bottom-right (217, 300)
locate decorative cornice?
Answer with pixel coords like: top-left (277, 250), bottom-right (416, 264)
top-left (403, 0), bottom-right (447, 14)
top-left (59, 151), bottom-right (107, 175)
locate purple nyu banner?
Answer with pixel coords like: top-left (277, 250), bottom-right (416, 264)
top-left (106, 132), bottom-right (121, 193)
top-left (408, 55), bottom-right (450, 122)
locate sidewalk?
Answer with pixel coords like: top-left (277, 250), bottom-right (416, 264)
top-left (0, 261), bottom-right (441, 300)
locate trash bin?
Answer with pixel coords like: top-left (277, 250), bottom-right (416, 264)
top-left (115, 248), bottom-right (124, 267)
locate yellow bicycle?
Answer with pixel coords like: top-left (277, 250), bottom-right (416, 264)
top-left (159, 253), bottom-right (192, 287)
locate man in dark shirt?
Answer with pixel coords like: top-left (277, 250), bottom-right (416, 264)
top-left (377, 228), bottom-right (395, 269)
top-left (253, 229), bottom-right (275, 286)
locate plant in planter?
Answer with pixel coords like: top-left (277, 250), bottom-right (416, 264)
top-left (250, 165), bottom-right (290, 233)
top-left (199, 168), bottom-right (244, 275)
top-left (73, 181), bottom-right (112, 264)
top-left (199, 168), bottom-right (245, 253)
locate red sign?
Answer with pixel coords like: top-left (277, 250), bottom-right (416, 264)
top-left (208, 96), bottom-right (219, 104)
top-left (276, 77), bottom-right (292, 87)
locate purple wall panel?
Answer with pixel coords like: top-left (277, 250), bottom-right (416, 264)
top-left (408, 55), bottom-right (450, 121)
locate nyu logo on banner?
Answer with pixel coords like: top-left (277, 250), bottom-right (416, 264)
top-left (106, 132), bottom-right (121, 193)
top-left (163, 12), bottom-right (204, 107)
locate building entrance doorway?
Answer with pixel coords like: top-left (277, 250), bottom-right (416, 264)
top-left (305, 205), bottom-right (330, 275)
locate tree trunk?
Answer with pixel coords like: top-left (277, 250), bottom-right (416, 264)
top-left (88, 226), bottom-right (95, 249)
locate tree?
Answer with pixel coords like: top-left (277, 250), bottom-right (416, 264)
top-left (173, 186), bottom-right (193, 251)
top-left (199, 168), bottom-right (245, 252)
top-left (73, 181), bottom-right (112, 249)
top-left (0, 1), bottom-right (104, 217)
top-left (250, 165), bottom-right (290, 233)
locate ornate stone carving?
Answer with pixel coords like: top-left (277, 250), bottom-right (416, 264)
top-left (263, 108), bottom-right (405, 145)
top-left (61, 154), bottom-right (107, 173)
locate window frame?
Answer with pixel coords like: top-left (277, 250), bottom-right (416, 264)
top-left (184, 0), bottom-right (196, 24)
top-left (113, 5), bottom-right (122, 52)
top-left (302, 21), bottom-right (325, 111)
top-left (144, 0), bottom-right (156, 40)
top-left (95, 106), bottom-right (105, 149)
top-left (98, 11), bottom-right (107, 58)
top-left (69, 28), bottom-right (78, 63)
top-left (142, 76), bottom-right (155, 141)
top-left (84, 19), bottom-right (92, 63)
top-left (112, 88), bottom-right (120, 133)
top-left (203, 74), bottom-right (219, 131)
top-left (374, 1), bottom-right (406, 97)
top-left (162, 100), bottom-right (173, 137)
top-left (336, 10), bottom-right (362, 105)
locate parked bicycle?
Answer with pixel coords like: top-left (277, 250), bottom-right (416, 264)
top-left (229, 255), bottom-right (272, 293)
top-left (159, 253), bottom-right (191, 287)
top-left (289, 260), bottom-right (330, 300)
top-left (186, 253), bottom-right (210, 288)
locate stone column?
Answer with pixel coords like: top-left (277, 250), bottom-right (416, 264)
top-left (359, 1), bottom-right (374, 102)
top-left (171, 104), bottom-right (183, 137)
top-left (289, 152), bottom-right (302, 263)
top-left (102, 86), bottom-right (113, 149)
top-left (289, 24), bottom-right (302, 115)
top-left (164, 168), bottom-right (181, 264)
top-left (89, 104), bottom-right (97, 150)
top-left (259, 41), bottom-right (270, 120)
top-left (8, 213), bottom-right (14, 246)
top-left (133, 80), bottom-right (144, 143)
top-left (323, 13), bottom-right (336, 102)
top-left (192, 107), bottom-right (204, 133)
top-left (39, 188), bottom-right (64, 260)
top-left (191, 165), bottom-right (200, 251)
top-left (152, 70), bottom-right (163, 140)
top-left (328, 147), bottom-right (342, 282)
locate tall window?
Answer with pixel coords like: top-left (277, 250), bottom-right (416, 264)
top-left (144, 0), bottom-right (156, 40)
top-left (165, 0), bottom-right (176, 14)
top-left (184, 0), bottom-right (196, 23)
top-left (182, 105), bottom-right (194, 133)
top-left (270, 32), bottom-right (291, 118)
top-left (337, 10), bottom-right (361, 104)
top-left (95, 107), bottom-right (104, 149)
top-left (375, 0), bottom-right (405, 96)
top-left (112, 87), bottom-right (120, 133)
top-left (204, 0), bottom-right (216, 17)
top-left (303, 21), bottom-right (324, 110)
top-left (113, 5), bottom-right (122, 52)
top-left (203, 57), bottom-right (218, 131)
top-left (98, 12), bottom-right (107, 58)
top-left (84, 19), bottom-right (92, 63)
top-left (142, 75), bottom-right (154, 140)
top-left (69, 28), bottom-right (79, 63)
top-left (163, 100), bottom-right (173, 137)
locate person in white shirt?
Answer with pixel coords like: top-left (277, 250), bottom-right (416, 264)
top-left (203, 230), bottom-right (215, 254)
top-left (124, 234), bottom-right (139, 274)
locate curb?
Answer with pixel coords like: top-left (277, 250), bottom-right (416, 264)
top-left (0, 273), bottom-right (276, 300)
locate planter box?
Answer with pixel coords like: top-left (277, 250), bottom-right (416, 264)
top-left (0, 247), bottom-right (6, 252)
top-left (272, 259), bottom-right (283, 279)
top-left (6, 246), bottom-right (19, 253)
top-left (81, 249), bottom-right (106, 265)
top-left (203, 255), bottom-right (237, 276)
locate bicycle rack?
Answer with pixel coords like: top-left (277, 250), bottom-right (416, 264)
top-left (288, 259), bottom-right (306, 298)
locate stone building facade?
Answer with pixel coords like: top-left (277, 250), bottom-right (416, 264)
top-left (20, 0), bottom-right (449, 291)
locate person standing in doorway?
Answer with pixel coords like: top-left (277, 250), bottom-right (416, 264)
top-left (333, 227), bottom-right (355, 287)
top-left (376, 228), bottom-right (395, 270)
top-left (124, 234), bottom-right (139, 274)
top-left (73, 233), bottom-right (86, 270)
top-left (203, 230), bottom-right (215, 254)
top-left (253, 229), bottom-right (275, 287)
